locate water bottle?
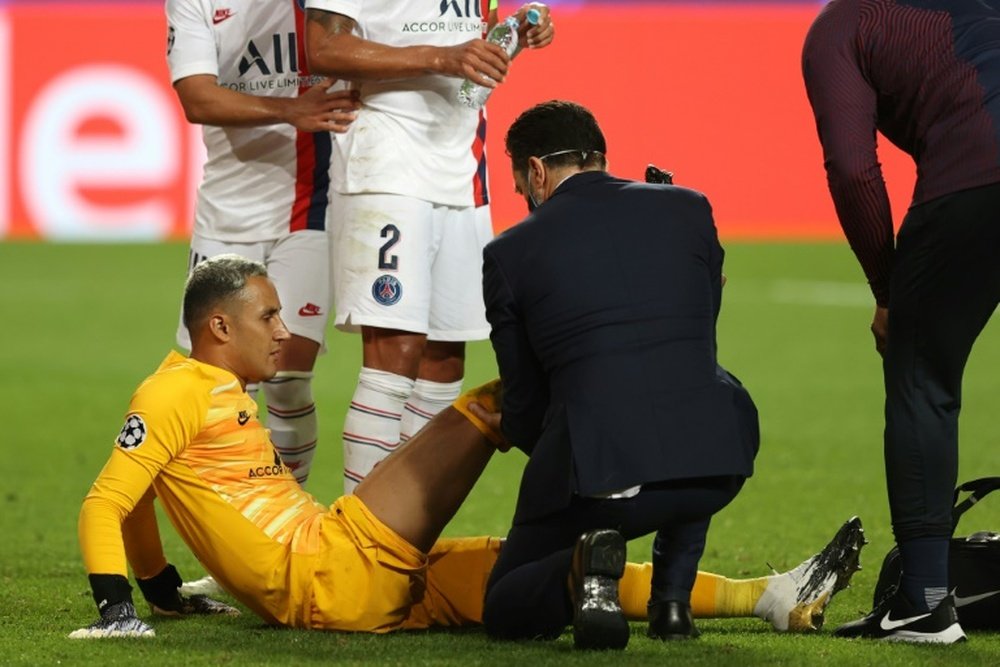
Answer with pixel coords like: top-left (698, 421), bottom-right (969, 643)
top-left (457, 8), bottom-right (541, 110)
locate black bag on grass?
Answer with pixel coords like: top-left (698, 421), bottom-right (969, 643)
top-left (873, 477), bottom-right (1000, 630)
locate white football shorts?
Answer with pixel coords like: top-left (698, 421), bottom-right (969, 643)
top-left (175, 230), bottom-right (331, 349)
top-left (329, 192), bottom-right (492, 341)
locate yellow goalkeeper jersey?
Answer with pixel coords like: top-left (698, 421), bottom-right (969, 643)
top-left (79, 350), bottom-right (329, 626)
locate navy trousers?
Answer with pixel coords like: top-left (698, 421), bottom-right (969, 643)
top-left (885, 182), bottom-right (1000, 542)
top-left (482, 475), bottom-right (744, 640)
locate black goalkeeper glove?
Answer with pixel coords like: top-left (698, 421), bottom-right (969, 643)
top-left (138, 564), bottom-right (240, 617)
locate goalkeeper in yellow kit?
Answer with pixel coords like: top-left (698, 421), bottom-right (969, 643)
top-left (71, 254), bottom-right (864, 639)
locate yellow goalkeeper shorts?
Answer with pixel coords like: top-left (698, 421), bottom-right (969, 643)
top-left (308, 494), bottom-right (500, 632)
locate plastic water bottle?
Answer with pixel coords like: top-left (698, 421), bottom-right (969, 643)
top-left (457, 8), bottom-right (541, 109)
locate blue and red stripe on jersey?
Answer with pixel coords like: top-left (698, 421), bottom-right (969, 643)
top-left (290, 0), bottom-right (331, 232)
top-left (472, 111), bottom-right (489, 207)
top-left (470, 0), bottom-right (493, 208)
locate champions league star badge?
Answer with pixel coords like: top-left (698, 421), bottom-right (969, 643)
top-left (117, 414), bottom-right (147, 449)
top-left (372, 275), bottom-right (402, 306)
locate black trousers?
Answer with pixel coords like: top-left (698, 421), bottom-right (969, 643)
top-left (481, 475), bottom-right (744, 640)
top-left (885, 182), bottom-right (1000, 542)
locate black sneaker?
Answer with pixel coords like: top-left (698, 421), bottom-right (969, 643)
top-left (834, 590), bottom-right (966, 644)
top-left (570, 529), bottom-right (629, 650)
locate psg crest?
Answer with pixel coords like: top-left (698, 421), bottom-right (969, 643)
top-left (372, 275), bottom-right (402, 306)
top-left (117, 414), bottom-right (147, 450)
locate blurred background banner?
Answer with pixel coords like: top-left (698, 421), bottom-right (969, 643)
top-left (0, 1), bottom-right (914, 240)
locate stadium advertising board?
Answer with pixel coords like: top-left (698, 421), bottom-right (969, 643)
top-left (0, 2), bottom-right (914, 240)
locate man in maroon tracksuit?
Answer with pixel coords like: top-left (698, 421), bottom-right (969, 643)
top-left (803, 0), bottom-right (1000, 644)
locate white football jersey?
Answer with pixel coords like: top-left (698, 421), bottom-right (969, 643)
top-left (167, 0), bottom-right (333, 241)
top-left (305, 0), bottom-right (491, 207)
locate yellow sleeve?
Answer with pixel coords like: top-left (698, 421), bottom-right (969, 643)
top-left (78, 372), bottom-right (206, 576)
top-left (122, 488), bottom-right (169, 580)
top-left (489, 0), bottom-right (498, 10)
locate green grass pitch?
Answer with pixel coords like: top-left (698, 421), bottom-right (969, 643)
top-left (1, 241), bottom-right (997, 666)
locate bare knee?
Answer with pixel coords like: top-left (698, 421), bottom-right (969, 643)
top-left (275, 334), bottom-right (320, 372)
top-left (361, 327), bottom-right (428, 378)
top-left (419, 341), bottom-right (466, 382)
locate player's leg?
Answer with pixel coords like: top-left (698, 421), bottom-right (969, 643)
top-left (261, 230), bottom-right (328, 486)
top-left (884, 188), bottom-right (999, 608)
top-left (351, 407), bottom-right (489, 547)
top-left (400, 342), bottom-right (465, 444)
top-left (401, 517), bottom-right (864, 633)
top-left (397, 204), bottom-right (493, 445)
top-left (401, 536), bottom-right (505, 629)
top-left (353, 380), bottom-right (502, 553)
top-left (836, 185), bottom-right (999, 643)
top-left (646, 518), bottom-right (712, 639)
top-left (617, 516), bottom-right (865, 631)
top-left (330, 192), bottom-right (437, 492)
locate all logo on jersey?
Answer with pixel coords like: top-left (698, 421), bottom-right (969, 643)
top-left (403, 1), bottom-right (484, 33)
top-left (372, 275), bottom-right (403, 306)
top-left (439, 0), bottom-right (483, 18)
top-left (117, 414), bottom-right (147, 450)
top-left (237, 410), bottom-right (251, 426)
top-left (238, 34), bottom-right (298, 77)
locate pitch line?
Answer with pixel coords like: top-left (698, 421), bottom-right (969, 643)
top-left (769, 280), bottom-right (873, 307)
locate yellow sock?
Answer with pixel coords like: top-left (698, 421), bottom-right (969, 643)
top-left (619, 564), bottom-right (770, 619)
top-left (696, 572), bottom-right (769, 618)
top-left (620, 562), bottom-right (652, 619)
top-left (450, 379), bottom-right (506, 449)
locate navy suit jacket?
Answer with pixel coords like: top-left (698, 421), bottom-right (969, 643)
top-left (483, 171), bottom-right (758, 523)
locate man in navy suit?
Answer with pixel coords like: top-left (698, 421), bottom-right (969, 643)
top-left (478, 101), bottom-right (759, 649)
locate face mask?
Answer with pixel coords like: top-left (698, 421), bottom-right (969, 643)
top-left (527, 189), bottom-right (539, 212)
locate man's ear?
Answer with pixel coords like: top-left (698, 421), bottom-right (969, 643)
top-left (208, 313), bottom-right (231, 342)
top-left (527, 156), bottom-right (545, 190)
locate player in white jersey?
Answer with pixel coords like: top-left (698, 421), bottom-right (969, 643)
top-left (303, 0), bottom-right (555, 492)
top-left (166, 0), bottom-right (360, 487)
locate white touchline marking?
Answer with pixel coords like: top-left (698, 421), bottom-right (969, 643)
top-left (769, 280), bottom-right (873, 307)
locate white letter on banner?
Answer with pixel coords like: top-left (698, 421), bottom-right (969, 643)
top-left (19, 64), bottom-right (177, 240)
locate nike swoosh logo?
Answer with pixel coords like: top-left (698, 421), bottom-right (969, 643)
top-left (953, 589), bottom-right (1000, 607)
top-left (879, 610), bottom-right (931, 631)
top-left (298, 304), bottom-right (322, 317)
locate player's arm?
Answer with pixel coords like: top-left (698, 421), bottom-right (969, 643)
top-left (304, 8), bottom-right (509, 86)
top-left (71, 381), bottom-right (233, 638)
top-left (165, 0), bottom-right (357, 132)
top-left (802, 6), bottom-right (893, 308)
top-left (173, 74), bottom-right (359, 133)
top-left (72, 445), bottom-right (166, 637)
top-left (512, 3), bottom-right (555, 53)
top-left (484, 3), bottom-right (553, 59)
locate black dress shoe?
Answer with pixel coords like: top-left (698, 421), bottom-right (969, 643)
top-left (570, 529), bottom-right (629, 650)
top-left (647, 600), bottom-right (700, 640)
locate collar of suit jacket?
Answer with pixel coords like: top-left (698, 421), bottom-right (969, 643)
top-left (548, 170), bottom-right (612, 201)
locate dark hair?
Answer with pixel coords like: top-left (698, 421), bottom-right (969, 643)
top-left (182, 254), bottom-right (268, 333)
top-left (504, 100), bottom-right (608, 175)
